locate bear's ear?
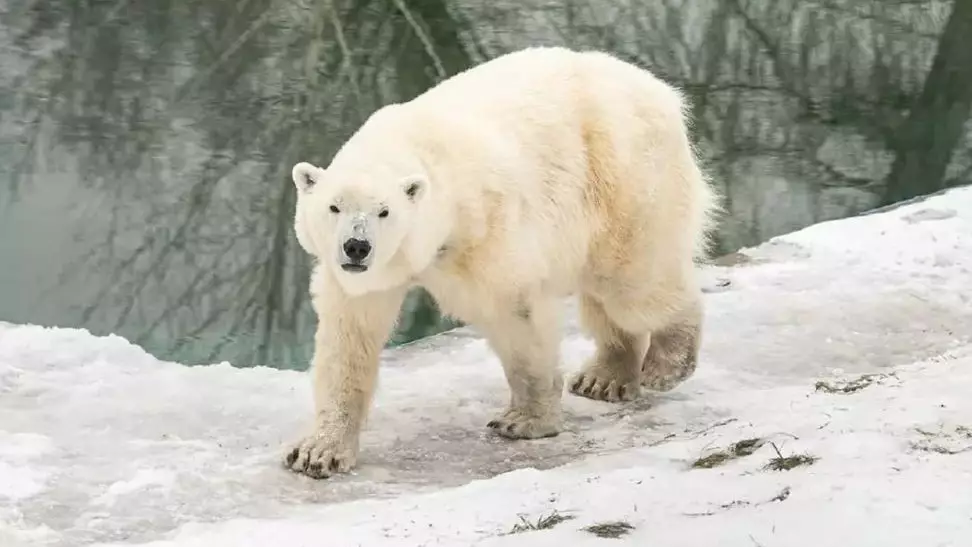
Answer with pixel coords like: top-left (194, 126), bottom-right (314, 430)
top-left (292, 162), bottom-right (321, 192)
top-left (402, 175), bottom-right (427, 203)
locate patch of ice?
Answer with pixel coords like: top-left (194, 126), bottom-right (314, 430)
top-left (0, 462), bottom-right (48, 502)
top-left (91, 470), bottom-right (177, 507)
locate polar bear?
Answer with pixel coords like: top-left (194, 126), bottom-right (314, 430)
top-left (284, 46), bottom-right (719, 479)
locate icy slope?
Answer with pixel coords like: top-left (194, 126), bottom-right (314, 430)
top-left (1, 186), bottom-right (970, 547)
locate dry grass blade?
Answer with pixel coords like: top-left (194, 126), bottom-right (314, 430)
top-left (507, 510), bottom-right (575, 534)
top-left (815, 372), bottom-right (896, 394)
top-left (764, 441), bottom-right (818, 471)
top-left (691, 437), bottom-right (766, 468)
top-left (582, 521), bottom-right (635, 539)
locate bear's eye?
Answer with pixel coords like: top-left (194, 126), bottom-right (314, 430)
top-left (329, 205), bottom-right (340, 214)
top-left (378, 208), bottom-right (389, 219)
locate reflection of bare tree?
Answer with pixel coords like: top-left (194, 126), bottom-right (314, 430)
top-left (884, 0), bottom-right (972, 204)
top-left (718, 0), bottom-right (972, 210)
top-left (4, 0), bottom-right (477, 367)
top-left (549, 0), bottom-right (971, 249)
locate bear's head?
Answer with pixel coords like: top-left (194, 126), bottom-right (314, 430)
top-left (290, 158), bottom-right (436, 295)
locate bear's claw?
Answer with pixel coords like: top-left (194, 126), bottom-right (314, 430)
top-left (568, 370), bottom-right (640, 402)
top-left (283, 433), bottom-right (357, 479)
top-left (486, 409), bottom-right (562, 439)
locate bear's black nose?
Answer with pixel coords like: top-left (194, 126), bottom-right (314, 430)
top-left (343, 238), bottom-right (372, 262)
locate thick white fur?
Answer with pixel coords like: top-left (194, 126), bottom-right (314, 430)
top-left (284, 46), bottom-right (719, 479)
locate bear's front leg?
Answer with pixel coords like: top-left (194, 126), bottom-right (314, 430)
top-left (284, 288), bottom-right (404, 479)
top-left (481, 296), bottom-right (564, 440)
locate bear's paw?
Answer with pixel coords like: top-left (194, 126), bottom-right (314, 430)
top-left (568, 369), bottom-right (641, 402)
top-left (486, 408), bottom-right (562, 440)
top-left (283, 432), bottom-right (358, 479)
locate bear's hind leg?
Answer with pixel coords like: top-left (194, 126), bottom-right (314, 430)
top-left (641, 297), bottom-right (702, 392)
top-left (570, 280), bottom-right (703, 401)
top-left (481, 296), bottom-right (564, 440)
top-left (568, 294), bottom-right (647, 402)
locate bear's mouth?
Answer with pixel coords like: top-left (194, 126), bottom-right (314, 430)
top-left (341, 263), bottom-right (369, 273)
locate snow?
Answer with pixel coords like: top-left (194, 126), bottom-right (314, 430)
top-left (2, 186), bottom-right (972, 547)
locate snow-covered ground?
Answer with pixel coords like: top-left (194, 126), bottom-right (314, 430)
top-left (2, 186), bottom-right (971, 547)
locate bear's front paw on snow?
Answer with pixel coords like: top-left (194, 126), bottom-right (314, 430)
top-left (283, 433), bottom-right (357, 479)
top-left (486, 408), bottom-right (562, 439)
top-left (568, 369), bottom-right (641, 402)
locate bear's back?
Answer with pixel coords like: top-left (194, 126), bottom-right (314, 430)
top-left (386, 48), bottom-right (711, 318)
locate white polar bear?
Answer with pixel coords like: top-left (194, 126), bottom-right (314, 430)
top-left (284, 46), bottom-right (719, 479)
